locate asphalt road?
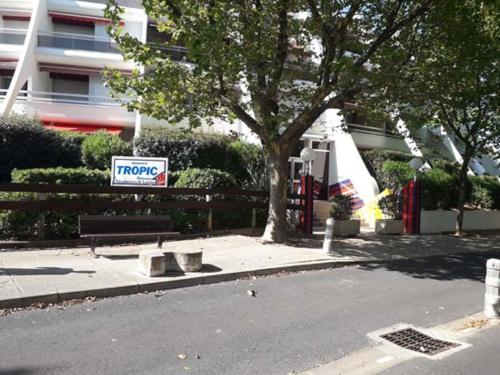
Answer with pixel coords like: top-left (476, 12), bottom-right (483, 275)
top-left (1, 251), bottom-right (499, 375)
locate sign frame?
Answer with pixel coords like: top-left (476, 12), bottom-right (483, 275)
top-left (111, 156), bottom-right (169, 188)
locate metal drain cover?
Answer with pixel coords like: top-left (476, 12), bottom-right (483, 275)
top-left (380, 327), bottom-right (460, 356)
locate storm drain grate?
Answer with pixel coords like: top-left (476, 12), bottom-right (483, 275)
top-left (380, 328), bottom-right (460, 356)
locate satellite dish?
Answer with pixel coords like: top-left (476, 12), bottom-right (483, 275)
top-left (409, 157), bottom-right (424, 170)
top-left (300, 147), bottom-right (316, 162)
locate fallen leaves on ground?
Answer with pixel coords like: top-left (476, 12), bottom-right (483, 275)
top-left (460, 318), bottom-right (489, 330)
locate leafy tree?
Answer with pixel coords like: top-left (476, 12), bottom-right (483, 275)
top-left (104, 0), bottom-right (432, 242)
top-left (372, 1), bottom-right (499, 234)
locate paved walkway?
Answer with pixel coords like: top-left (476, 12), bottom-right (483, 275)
top-left (1, 233), bottom-right (499, 308)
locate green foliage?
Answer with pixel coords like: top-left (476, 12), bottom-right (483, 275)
top-left (362, 150), bottom-right (413, 188)
top-left (0, 115), bottom-right (84, 182)
top-left (0, 167), bottom-right (113, 239)
top-left (379, 195), bottom-right (401, 220)
top-left (380, 160), bottom-right (414, 191)
top-left (173, 168), bottom-right (251, 231)
top-left (82, 131), bottom-right (132, 170)
top-left (11, 167), bottom-right (110, 185)
top-left (419, 169), bottom-right (460, 210)
top-left (468, 176), bottom-right (500, 210)
top-left (430, 159), bottom-right (461, 175)
top-left (174, 168), bottom-right (238, 189)
top-left (229, 140), bottom-right (269, 190)
top-left (329, 195), bottom-right (353, 221)
top-left (134, 128), bottom-right (265, 185)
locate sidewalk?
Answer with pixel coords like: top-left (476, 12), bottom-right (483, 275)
top-left (1, 233), bottom-right (499, 308)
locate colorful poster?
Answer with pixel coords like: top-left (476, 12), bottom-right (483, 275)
top-left (329, 179), bottom-right (365, 210)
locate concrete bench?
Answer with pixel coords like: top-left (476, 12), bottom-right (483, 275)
top-left (139, 250), bottom-right (203, 277)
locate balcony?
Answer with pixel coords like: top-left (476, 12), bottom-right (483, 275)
top-left (0, 89), bottom-right (135, 127)
top-left (38, 31), bottom-right (120, 54)
top-left (347, 123), bottom-right (410, 152)
top-left (0, 28), bottom-right (27, 45)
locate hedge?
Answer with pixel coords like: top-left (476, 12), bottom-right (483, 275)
top-left (1, 167), bottom-right (115, 239)
top-left (133, 127), bottom-right (265, 185)
top-left (82, 131), bottom-right (132, 170)
top-left (172, 168), bottom-right (256, 231)
top-left (0, 115), bottom-right (84, 182)
top-left (11, 167), bottom-right (110, 185)
top-left (469, 176), bottom-right (500, 210)
top-left (377, 160), bottom-right (500, 210)
top-left (361, 150), bottom-right (413, 187)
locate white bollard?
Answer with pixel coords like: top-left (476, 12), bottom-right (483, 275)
top-left (485, 258), bottom-right (500, 319)
top-left (323, 218), bottom-right (335, 254)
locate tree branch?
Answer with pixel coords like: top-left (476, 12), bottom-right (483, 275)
top-left (266, 0), bottom-right (289, 98)
top-left (355, 0), bottom-right (432, 68)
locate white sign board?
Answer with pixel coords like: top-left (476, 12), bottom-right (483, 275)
top-left (111, 156), bottom-right (168, 187)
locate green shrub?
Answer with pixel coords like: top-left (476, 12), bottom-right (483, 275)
top-left (361, 150), bottom-right (413, 187)
top-left (430, 159), bottom-right (461, 175)
top-left (0, 115), bottom-right (84, 182)
top-left (379, 195), bottom-right (401, 219)
top-left (380, 160), bottom-right (414, 191)
top-left (174, 168), bottom-right (238, 189)
top-left (82, 131), bottom-right (132, 169)
top-left (1, 167), bottom-right (114, 240)
top-left (419, 168), bottom-right (460, 210)
top-left (134, 128), bottom-right (262, 184)
top-left (173, 168), bottom-right (252, 231)
top-left (468, 176), bottom-right (500, 209)
top-left (229, 140), bottom-right (269, 190)
top-left (11, 167), bottom-right (110, 185)
top-left (330, 195), bottom-right (353, 220)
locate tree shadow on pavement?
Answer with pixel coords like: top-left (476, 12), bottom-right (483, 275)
top-left (0, 267), bottom-right (95, 276)
top-left (358, 251), bottom-right (498, 282)
top-left (291, 233), bottom-right (499, 262)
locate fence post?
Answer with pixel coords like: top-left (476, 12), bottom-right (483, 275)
top-left (37, 192), bottom-right (46, 240)
top-left (251, 197), bottom-right (257, 230)
top-left (206, 194), bottom-right (213, 231)
top-left (300, 175), bottom-right (314, 236)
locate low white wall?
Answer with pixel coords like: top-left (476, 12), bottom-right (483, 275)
top-left (463, 211), bottom-right (500, 231)
top-left (420, 210), bottom-right (500, 233)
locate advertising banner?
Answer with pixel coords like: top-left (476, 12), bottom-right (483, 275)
top-left (111, 156), bottom-right (168, 187)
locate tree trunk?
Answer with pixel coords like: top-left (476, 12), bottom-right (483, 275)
top-left (456, 146), bottom-right (474, 235)
top-left (262, 144), bottom-right (290, 243)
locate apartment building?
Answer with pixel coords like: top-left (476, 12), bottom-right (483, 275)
top-left (0, 0), bottom-right (497, 223)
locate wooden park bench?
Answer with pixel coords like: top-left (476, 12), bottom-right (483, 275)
top-left (78, 215), bottom-right (179, 257)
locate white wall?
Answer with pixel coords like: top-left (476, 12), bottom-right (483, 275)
top-left (89, 75), bottom-right (108, 98)
top-left (420, 210), bottom-right (500, 233)
top-left (29, 70), bottom-right (50, 92)
top-left (324, 109), bottom-right (379, 205)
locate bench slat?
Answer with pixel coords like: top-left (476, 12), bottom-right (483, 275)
top-left (80, 232), bottom-right (179, 238)
top-left (79, 215), bottom-right (174, 235)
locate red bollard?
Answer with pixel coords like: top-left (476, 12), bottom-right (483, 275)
top-left (402, 180), bottom-right (421, 234)
top-left (300, 175), bottom-right (314, 236)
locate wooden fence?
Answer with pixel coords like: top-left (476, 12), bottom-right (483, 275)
top-left (0, 183), bottom-right (312, 236)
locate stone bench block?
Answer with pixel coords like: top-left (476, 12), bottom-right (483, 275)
top-left (164, 251), bottom-right (203, 273)
top-left (175, 251), bottom-right (203, 272)
top-left (138, 250), bottom-right (167, 277)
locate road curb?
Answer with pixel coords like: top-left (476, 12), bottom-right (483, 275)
top-left (0, 259), bottom-right (370, 309)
